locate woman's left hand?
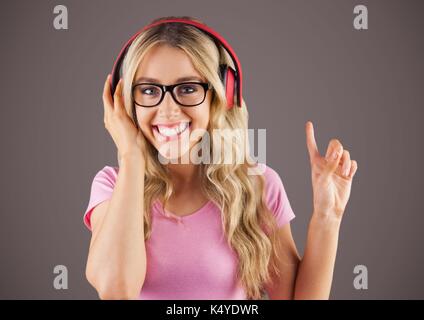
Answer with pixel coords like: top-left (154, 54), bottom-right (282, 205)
top-left (305, 121), bottom-right (358, 220)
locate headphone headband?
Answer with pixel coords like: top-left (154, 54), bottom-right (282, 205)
top-left (110, 18), bottom-right (243, 108)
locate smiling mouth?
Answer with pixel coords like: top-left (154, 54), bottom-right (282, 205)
top-left (152, 121), bottom-right (191, 141)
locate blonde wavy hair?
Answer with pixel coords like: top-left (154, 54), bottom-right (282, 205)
top-left (120, 16), bottom-right (286, 300)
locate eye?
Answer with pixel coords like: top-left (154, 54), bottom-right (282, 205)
top-left (140, 86), bottom-right (160, 96)
top-left (177, 84), bottom-right (198, 95)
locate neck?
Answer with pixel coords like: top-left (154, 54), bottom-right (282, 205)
top-left (166, 163), bottom-right (202, 189)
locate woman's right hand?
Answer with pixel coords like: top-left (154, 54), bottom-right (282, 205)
top-left (102, 74), bottom-right (147, 165)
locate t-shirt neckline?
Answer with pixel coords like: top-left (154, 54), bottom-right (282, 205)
top-left (153, 198), bottom-right (214, 221)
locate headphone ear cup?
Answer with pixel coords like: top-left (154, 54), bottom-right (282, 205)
top-left (219, 64), bottom-right (236, 109)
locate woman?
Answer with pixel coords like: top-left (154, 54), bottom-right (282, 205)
top-left (83, 16), bottom-right (358, 300)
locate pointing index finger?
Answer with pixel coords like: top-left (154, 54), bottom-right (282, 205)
top-left (306, 121), bottom-right (320, 161)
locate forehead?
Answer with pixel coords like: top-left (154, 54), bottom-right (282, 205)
top-left (134, 44), bottom-right (205, 84)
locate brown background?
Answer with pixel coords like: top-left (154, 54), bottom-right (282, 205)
top-left (0, 0), bottom-right (423, 299)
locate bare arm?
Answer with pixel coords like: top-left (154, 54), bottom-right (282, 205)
top-left (265, 214), bottom-right (341, 300)
top-left (85, 152), bottom-right (146, 300)
top-left (265, 222), bottom-right (301, 300)
top-left (268, 121), bottom-right (357, 300)
top-left (293, 214), bottom-right (341, 299)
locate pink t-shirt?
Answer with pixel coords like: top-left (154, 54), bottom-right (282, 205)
top-left (83, 163), bottom-right (295, 299)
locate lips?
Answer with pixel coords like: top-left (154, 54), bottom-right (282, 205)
top-left (152, 121), bottom-right (191, 142)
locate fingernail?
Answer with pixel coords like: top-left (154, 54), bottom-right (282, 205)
top-left (344, 168), bottom-right (350, 176)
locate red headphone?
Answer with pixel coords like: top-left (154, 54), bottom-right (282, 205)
top-left (109, 18), bottom-right (243, 110)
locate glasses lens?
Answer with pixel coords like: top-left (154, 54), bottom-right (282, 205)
top-left (133, 84), bottom-right (162, 107)
top-left (174, 83), bottom-right (206, 106)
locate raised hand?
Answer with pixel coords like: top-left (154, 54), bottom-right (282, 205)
top-left (102, 74), bottom-right (147, 165)
top-left (305, 121), bottom-right (358, 220)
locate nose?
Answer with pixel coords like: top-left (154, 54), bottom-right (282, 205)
top-left (157, 91), bottom-right (181, 117)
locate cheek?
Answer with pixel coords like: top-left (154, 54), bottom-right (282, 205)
top-left (135, 108), bottom-right (155, 140)
top-left (190, 105), bottom-right (210, 128)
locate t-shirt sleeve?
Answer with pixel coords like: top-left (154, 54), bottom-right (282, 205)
top-left (263, 165), bottom-right (296, 228)
top-left (83, 166), bottom-right (118, 231)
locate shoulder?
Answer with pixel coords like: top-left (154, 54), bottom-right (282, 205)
top-left (261, 164), bottom-right (286, 199)
top-left (90, 165), bottom-right (119, 187)
top-left (262, 164), bottom-right (282, 185)
top-left (83, 165), bottom-right (119, 231)
top-left (253, 162), bottom-right (296, 227)
top-left (87, 165), bottom-right (120, 205)
top-left (250, 162), bottom-right (286, 195)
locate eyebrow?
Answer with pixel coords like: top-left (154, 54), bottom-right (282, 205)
top-left (134, 76), bottom-right (205, 84)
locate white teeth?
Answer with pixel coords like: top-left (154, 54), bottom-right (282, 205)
top-left (156, 122), bottom-right (189, 137)
top-left (178, 122), bottom-right (187, 132)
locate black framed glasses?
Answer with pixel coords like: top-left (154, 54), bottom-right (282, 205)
top-left (132, 82), bottom-right (212, 107)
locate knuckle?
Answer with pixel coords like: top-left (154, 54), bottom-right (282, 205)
top-left (113, 111), bottom-right (121, 119)
top-left (114, 107), bottom-right (124, 117)
top-left (117, 102), bottom-right (124, 111)
top-left (115, 111), bottom-right (125, 121)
